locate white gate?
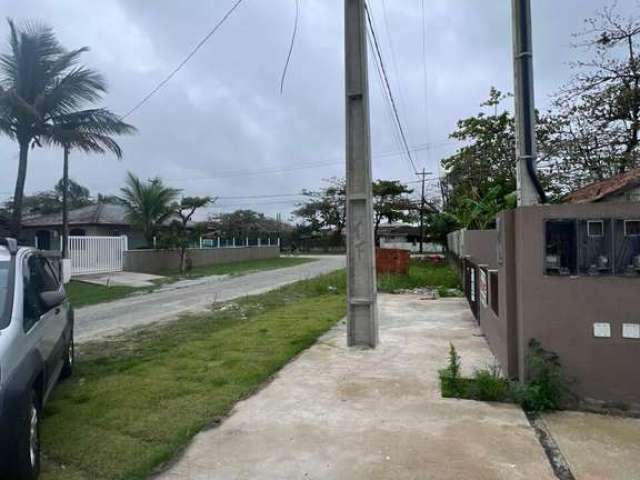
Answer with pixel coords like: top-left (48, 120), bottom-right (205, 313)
top-left (67, 235), bottom-right (128, 276)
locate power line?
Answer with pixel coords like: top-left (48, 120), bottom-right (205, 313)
top-left (421, 0), bottom-right (430, 167)
top-left (280, 0), bottom-right (300, 94)
top-left (364, 2), bottom-right (418, 174)
top-left (121, 0), bottom-right (246, 119)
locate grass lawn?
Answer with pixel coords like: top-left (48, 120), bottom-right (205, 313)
top-left (65, 281), bottom-right (143, 308)
top-left (169, 256), bottom-right (313, 279)
top-left (377, 260), bottom-right (461, 296)
top-left (66, 257), bottom-right (315, 308)
top-left (41, 270), bottom-right (347, 480)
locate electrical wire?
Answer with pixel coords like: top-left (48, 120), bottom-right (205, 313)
top-left (121, 0), bottom-right (246, 119)
top-left (420, 0), bottom-right (430, 168)
top-left (364, 2), bottom-right (418, 174)
top-left (280, 0), bottom-right (300, 94)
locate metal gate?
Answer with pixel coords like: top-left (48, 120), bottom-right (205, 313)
top-left (67, 235), bottom-right (128, 276)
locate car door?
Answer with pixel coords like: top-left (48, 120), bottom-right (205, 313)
top-left (22, 254), bottom-right (66, 395)
top-left (39, 256), bottom-right (68, 383)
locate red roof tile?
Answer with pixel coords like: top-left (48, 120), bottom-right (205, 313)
top-left (564, 167), bottom-right (640, 203)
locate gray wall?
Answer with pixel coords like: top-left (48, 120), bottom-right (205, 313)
top-left (510, 203), bottom-right (640, 407)
top-left (454, 203), bottom-right (640, 407)
top-left (124, 246), bottom-right (280, 274)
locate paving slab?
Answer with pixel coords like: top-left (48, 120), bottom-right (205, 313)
top-left (75, 271), bottom-right (165, 288)
top-left (154, 295), bottom-right (555, 480)
top-left (543, 411), bottom-right (640, 480)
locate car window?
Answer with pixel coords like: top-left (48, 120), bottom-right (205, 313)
top-left (23, 255), bottom-right (52, 331)
top-left (39, 257), bottom-right (60, 291)
top-left (0, 261), bottom-right (10, 330)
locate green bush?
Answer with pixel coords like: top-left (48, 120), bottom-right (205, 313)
top-left (439, 340), bottom-right (567, 412)
top-left (469, 366), bottom-right (510, 402)
top-left (513, 339), bottom-right (568, 413)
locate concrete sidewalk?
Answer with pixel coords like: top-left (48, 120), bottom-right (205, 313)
top-left (155, 295), bottom-right (555, 480)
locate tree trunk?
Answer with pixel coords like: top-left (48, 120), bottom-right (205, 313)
top-left (10, 140), bottom-right (29, 240)
top-left (62, 146), bottom-right (70, 258)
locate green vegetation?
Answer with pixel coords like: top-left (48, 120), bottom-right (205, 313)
top-left (41, 270), bottom-right (347, 480)
top-left (377, 260), bottom-right (461, 297)
top-left (66, 257), bottom-right (315, 308)
top-left (65, 281), bottom-right (141, 308)
top-left (439, 341), bottom-right (568, 413)
top-left (172, 256), bottom-right (313, 279)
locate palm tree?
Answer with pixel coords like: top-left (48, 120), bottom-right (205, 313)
top-left (118, 172), bottom-right (180, 247)
top-left (45, 109), bottom-right (135, 257)
top-left (0, 19), bottom-right (107, 238)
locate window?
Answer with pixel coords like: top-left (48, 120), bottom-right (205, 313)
top-left (22, 255), bottom-right (59, 331)
top-left (579, 219), bottom-right (612, 275)
top-left (40, 258), bottom-right (60, 290)
top-left (624, 220), bottom-right (640, 237)
top-left (587, 220), bottom-right (604, 237)
top-left (545, 220), bottom-right (577, 276)
top-left (614, 219), bottom-right (640, 275)
top-left (489, 270), bottom-right (499, 316)
top-left (23, 256), bottom-right (44, 331)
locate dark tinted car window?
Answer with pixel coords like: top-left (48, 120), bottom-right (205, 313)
top-left (0, 261), bottom-right (10, 330)
top-left (39, 257), bottom-right (60, 291)
top-left (23, 256), bottom-right (50, 331)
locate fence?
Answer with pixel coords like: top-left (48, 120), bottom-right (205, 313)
top-left (67, 235), bottom-right (128, 276)
top-left (198, 237), bottom-right (280, 249)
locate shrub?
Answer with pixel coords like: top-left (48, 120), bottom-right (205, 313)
top-left (469, 365), bottom-right (510, 402)
top-left (439, 343), bottom-right (466, 397)
top-left (513, 339), bottom-right (568, 413)
top-left (438, 340), bottom-right (567, 413)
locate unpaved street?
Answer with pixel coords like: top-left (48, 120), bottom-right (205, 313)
top-left (75, 255), bottom-right (344, 342)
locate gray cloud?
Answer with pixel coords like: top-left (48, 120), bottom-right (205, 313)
top-left (0, 0), bottom-right (635, 220)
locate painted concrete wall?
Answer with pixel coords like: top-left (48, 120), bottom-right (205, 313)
top-left (510, 203), bottom-right (640, 407)
top-left (452, 203), bottom-right (640, 406)
top-left (124, 246), bottom-right (280, 274)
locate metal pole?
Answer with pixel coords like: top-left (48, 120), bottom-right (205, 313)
top-left (419, 168), bottom-right (426, 254)
top-left (512, 0), bottom-right (540, 206)
top-left (345, 0), bottom-right (378, 347)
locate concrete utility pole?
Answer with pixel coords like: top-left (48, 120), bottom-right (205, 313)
top-left (345, 0), bottom-right (378, 347)
top-left (417, 168), bottom-right (431, 254)
top-left (511, 0), bottom-right (540, 206)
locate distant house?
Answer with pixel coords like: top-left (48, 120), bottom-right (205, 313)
top-left (22, 203), bottom-right (147, 250)
top-left (564, 167), bottom-right (640, 204)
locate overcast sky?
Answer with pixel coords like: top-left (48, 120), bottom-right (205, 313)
top-left (0, 0), bottom-right (636, 221)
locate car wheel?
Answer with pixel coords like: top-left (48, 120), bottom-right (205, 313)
top-left (11, 391), bottom-right (41, 480)
top-left (60, 329), bottom-right (74, 379)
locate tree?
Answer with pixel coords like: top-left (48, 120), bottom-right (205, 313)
top-left (164, 196), bottom-right (211, 274)
top-left (0, 19), bottom-right (107, 237)
top-left (45, 109), bottom-right (135, 258)
top-left (118, 172), bottom-right (180, 247)
top-left (293, 177), bottom-right (346, 238)
top-left (440, 88), bottom-right (561, 215)
top-left (2, 178), bottom-right (93, 216)
top-left (372, 180), bottom-right (415, 244)
top-left (212, 210), bottom-right (277, 238)
top-left (552, 4), bottom-right (640, 187)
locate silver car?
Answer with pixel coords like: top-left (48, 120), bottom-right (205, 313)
top-left (0, 239), bottom-right (74, 480)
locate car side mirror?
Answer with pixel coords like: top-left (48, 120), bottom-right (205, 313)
top-left (40, 290), bottom-right (65, 310)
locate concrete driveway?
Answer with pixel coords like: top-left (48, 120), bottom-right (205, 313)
top-left (155, 295), bottom-right (555, 480)
top-left (75, 255), bottom-right (344, 342)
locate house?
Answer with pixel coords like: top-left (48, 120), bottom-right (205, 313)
top-left (22, 203), bottom-right (147, 250)
top-left (377, 223), bottom-right (442, 253)
top-left (564, 167), bottom-right (640, 203)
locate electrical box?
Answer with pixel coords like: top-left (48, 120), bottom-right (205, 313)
top-left (545, 220), bottom-right (577, 276)
top-left (614, 219), bottom-right (640, 276)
